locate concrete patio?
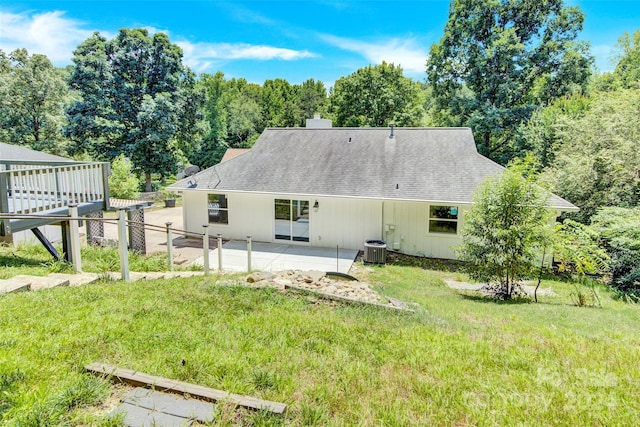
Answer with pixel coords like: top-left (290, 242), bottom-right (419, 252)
top-left (104, 206), bottom-right (359, 274)
top-left (192, 240), bottom-right (358, 274)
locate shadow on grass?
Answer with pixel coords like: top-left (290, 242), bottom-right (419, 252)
top-left (385, 251), bottom-right (465, 272)
top-left (0, 253), bottom-right (46, 268)
top-left (457, 292), bottom-right (533, 305)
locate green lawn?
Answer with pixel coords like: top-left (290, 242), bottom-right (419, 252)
top-left (0, 243), bottom-right (173, 279)
top-left (1, 261), bottom-right (639, 425)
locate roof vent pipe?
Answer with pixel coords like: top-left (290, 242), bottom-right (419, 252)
top-left (389, 124), bottom-right (394, 139)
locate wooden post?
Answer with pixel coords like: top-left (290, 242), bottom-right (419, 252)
top-left (69, 204), bottom-right (82, 272)
top-left (166, 222), bottom-right (173, 271)
top-left (0, 172), bottom-right (10, 236)
top-left (202, 225), bottom-right (210, 275)
top-left (118, 209), bottom-right (130, 282)
top-left (247, 235), bottom-right (252, 272)
top-left (101, 162), bottom-right (111, 210)
top-left (217, 233), bottom-right (223, 272)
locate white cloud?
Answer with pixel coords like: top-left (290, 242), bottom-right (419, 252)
top-left (319, 33), bottom-right (428, 76)
top-left (178, 40), bottom-right (317, 72)
top-left (0, 10), bottom-right (93, 63)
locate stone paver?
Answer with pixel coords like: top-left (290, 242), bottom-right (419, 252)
top-left (111, 387), bottom-right (215, 426)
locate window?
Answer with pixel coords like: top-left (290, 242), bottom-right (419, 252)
top-left (208, 194), bottom-right (228, 224)
top-left (429, 205), bottom-right (458, 234)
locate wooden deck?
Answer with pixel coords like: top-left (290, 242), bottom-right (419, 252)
top-left (0, 160), bottom-right (109, 236)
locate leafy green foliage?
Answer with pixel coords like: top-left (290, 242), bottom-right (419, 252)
top-left (552, 219), bottom-right (609, 276)
top-left (0, 49), bottom-right (70, 154)
top-left (108, 154), bottom-right (140, 199)
top-left (456, 155), bottom-right (552, 299)
top-left (590, 207), bottom-right (640, 297)
top-left (194, 73), bottom-right (328, 168)
top-left (539, 89), bottom-right (640, 222)
top-left (613, 30), bottom-right (640, 89)
top-left (427, 0), bottom-right (592, 162)
top-left (65, 29), bottom-right (206, 190)
top-left (330, 62), bottom-right (425, 127)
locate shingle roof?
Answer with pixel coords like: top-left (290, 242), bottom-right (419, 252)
top-left (0, 142), bottom-right (73, 162)
top-left (170, 127), bottom-right (577, 210)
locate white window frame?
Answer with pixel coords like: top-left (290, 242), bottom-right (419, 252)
top-left (208, 194), bottom-right (229, 225)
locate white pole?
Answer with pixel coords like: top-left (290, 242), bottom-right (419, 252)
top-left (217, 233), bottom-right (223, 272)
top-left (166, 222), bottom-right (173, 271)
top-left (247, 235), bottom-right (252, 272)
top-left (202, 224), bottom-right (210, 275)
top-left (118, 209), bottom-right (130, 282)
top-left (69, 204), bottom-right (82, 272)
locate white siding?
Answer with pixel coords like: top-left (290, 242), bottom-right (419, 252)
top-left (180, 190), bottom-right (467, 259)
top-left (310, 197), bottom-right (383, 250)
top-left (383, 201), bottom-right (468, 259)
top-left (181, 191), bottom-right (382, 250)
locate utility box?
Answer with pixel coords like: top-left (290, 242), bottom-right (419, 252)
top-left (363, 240), bottom-right (387, 264)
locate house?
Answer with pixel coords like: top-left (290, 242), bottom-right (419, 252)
top-left (169, 125), bottom-right (576, 260)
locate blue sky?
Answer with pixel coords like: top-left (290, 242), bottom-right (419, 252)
top-left (1, 1), bottom-right (639, 87)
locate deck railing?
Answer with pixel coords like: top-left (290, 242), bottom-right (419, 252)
top-left (0, 161), bottom-right (110, 215)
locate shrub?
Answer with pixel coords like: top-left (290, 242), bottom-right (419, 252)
top-left (108, 155), bottom-right (140, 199)
top-left (591, 207), bottom-right (640, 297)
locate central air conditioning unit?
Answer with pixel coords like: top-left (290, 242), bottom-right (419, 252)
top-left (363, 240), bottom-right (387, 264)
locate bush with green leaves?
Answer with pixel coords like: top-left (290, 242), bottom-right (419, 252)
top-left (552, 219), bottom-right (609, 276)
top-left (108, 154), bottom-right (140, 200)
top-left (456, 156), bottom-right (552, 299)
top-left (590, 207), bottom-right (640, 297)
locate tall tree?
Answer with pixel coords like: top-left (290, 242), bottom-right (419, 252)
top-left (297, 78), bottom-right (328, 122)
top-left (65, 29), bottom-right (206, 191)
top-left (427, 0), bottom-right (592, 162)
top-left (0, 49), bottom-right (69, 154)
top-left (613, 30), bottom-right (640, 89)
top-left (540, 88), bottom-right (640, 223)
top-left (330, 62), bottom-right (425, 127)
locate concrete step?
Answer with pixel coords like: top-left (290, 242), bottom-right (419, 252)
top-left (47, 272), bottom-right (100, 287)
top-left (1, 270), bottom-right (205, 294)
top-left (0, 275), bottom-right (69, 293)
top-left (0, 278), bottom-right (31, 293)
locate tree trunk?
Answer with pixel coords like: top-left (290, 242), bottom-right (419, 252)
top-left (145, 173), bottom-right (152, 192)
top-left (482, 132), bottom-right (491, 156)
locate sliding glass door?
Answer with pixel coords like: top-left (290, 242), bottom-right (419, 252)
top-left (274, 199), bottom-right (310, 242)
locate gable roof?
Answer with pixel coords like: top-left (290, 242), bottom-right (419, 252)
top-left (220, 148), bottom-right (250, 163)
top-left (171, 127), bottom-right (576, 210)
top-left (0, 142), bottom-right (73, 162)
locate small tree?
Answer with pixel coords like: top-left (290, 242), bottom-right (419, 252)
top-left (108, 155), bottom-right (140, 200)
top-left (456, 156), bottom-right (552, 299)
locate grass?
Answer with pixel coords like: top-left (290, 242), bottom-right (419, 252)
top-left (1, 251), bottom-right (640, 425)
top-left (0, 242), bottom-right (178, 279)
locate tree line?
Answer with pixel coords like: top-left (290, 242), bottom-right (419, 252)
top-left (1, 1), bottom-right (638, 295)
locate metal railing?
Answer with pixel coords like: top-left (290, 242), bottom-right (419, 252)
top-left (0, 211), bottom-right (252, 281)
